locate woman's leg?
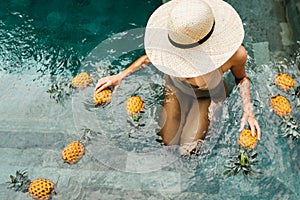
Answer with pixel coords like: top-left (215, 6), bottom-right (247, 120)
top-left (158, 78), bottom-right (192, 145)
top-left (158, 88), bottom-right (182, 145)
top-left (180, 97), bottom-right (211, 145)
top-left (179, 81), bottom-right (228, 152)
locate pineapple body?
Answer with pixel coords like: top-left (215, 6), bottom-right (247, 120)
top-left (270, 94), bottom-right (291, 117)
top-left (238, 129), bottom-right (258, 149)
top-left (94, 89), bottom-right (112, 105)
top-left (274, 73), bottom-right (295, 92)
top-left (61, 141), bottom-right (85, 165)
top-left (72, 72), bottom-right (93, 88)
top-left (28, 178), bottom-right (55, 200)
top-left (126, 96), bottom-right (144, 115)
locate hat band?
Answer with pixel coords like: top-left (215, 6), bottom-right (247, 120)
top-left (168, 21), bottom-right (215, 49)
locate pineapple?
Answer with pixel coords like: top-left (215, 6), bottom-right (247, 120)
top-left (126, 96), bottom-right (144, 115)
top-left (238, 129), bottom-right (258, 149)
top-left (28, 178), bottom-right (55, 200)
top-left (61, 141), bottom-right (85, 165)
top-left (270, 94), bottom-right (291, 117)
top-left (7, 170), bottom-right (56, 200)
top-left (72, 72), bottom-right (93, 88)
top-left (274, 73), bottom-right (295, 92)
top-left (93, 89), bottom-right (112, 105)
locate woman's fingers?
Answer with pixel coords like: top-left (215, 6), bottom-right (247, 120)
top-left (94, 74), bottom-right (122, 93)
top-left (113, 84), bottom-right (120, 94)
top-left (248, 118), bottom-right (261, 140)
top-left (94, 78), bottom-right (106, 92)
top-left (96, 81), bottom-right (111, 93)
top-left (94, 76), bottom-right (115, 92)
top-left (254, 120), bottom-right (261, 140)
top-left (240, 115), bottom-right (261, 140)
top-left (249, 121), bottom-right (256, 137)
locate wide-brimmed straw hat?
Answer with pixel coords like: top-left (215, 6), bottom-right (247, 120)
top-left (144, 0), bottom-right (244, 78)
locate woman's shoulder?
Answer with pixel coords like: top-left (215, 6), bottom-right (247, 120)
top-left (230, 46), bottom-right (248, 64)
top-left (220, 46), bottom-right (247, 72)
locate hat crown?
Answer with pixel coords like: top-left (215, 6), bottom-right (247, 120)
top-left (168, 0), bottom-right (214, 45)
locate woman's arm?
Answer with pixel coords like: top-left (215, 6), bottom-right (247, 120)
top-left (230, 46), bottom-right (261, 139)
top-left (94, 55), bottom-right (150, 93)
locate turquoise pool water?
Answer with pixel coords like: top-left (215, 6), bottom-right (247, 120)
top-left (1, 0), bottom-right (300, 199)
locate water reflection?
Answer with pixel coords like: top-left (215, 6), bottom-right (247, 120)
top-left (1, 0), bottom-right (300, 199)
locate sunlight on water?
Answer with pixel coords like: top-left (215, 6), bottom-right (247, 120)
top-left (0, 0), bottom-right (300, 199)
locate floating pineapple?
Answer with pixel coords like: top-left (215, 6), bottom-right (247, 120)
top-left (238, 129), bottom-right (258, 149)
top-left (274, 73), bottom-right (295, 92)
top-left (126, 96), bottom-right (144, 122)
top-left (7, 170), bottom-right (56, 200)
top-left (126, 96), bottom-right (144, 115)
top-left (93, 89), bottom-right (112, 105)
top-left (29, 178), bottom-right (56, 200)
top-left (270, 94), bottom-right (292, 117)
top-left (61, 141), bottom-right (85, 165)
top-left (72, 72), bottom-right (93, 88)
top-left (223, 128), bottom-right (262, 180)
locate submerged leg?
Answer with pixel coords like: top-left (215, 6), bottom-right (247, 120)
top-left (158, 87), bottom-right (187, 145)
top-left (180, 97), bottom-right (211, 145)
top-left (158, 75), bottom-right (193, 145)
top-left (178, 97), bottom-right (211, 155)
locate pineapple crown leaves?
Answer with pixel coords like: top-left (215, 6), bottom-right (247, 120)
top-left (129, 113), bottom-right (144, 124)
top-left (293, 86), bottom-right (300, 97)
top-left (223, 147), bottom-right (262, 181)
top-left (79, 128), bottom-right (102, 145)
top-left (288, 86), bottom-right (300, 106)
top-left (127, 116), bottom-right (146, 129)
top-left (280, 115), bottom-right (300, 139)
top-left (47, 79), bottom-right (75, 103)
top-left (7, 170), bottom-right (31, 193)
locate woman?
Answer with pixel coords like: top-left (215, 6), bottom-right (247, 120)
top-left (94, 0), bottom-right (261, 153)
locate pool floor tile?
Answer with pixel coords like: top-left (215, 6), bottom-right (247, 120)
top-left (140, 171), bottom-right (181, 192)
top-left (253, 42), bottom-right (270, 66)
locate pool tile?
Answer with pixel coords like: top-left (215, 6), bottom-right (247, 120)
top-left (125, 149), bottom-right (179, 173)
top-left (253, 42), bottom-right (270, 66)
top-left (140, 171), bottom-right (181, 192)
top-left (279, 22), bottom-right (295, 46)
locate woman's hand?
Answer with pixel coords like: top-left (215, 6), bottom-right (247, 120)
top-left (94, 73), bottom-right (125, 93)
top-left (94, 55), bottom-right (150, 94)
top-left (239, 110), bottom-right (261, 140)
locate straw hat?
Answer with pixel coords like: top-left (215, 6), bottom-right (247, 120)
top-left (144, 0), bottom-right (244, 78)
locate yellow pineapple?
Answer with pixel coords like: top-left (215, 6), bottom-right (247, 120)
top-left (238, 129), bottom-right (258, 149)
top-left (61, 141), bottom-right (85, 165)
top-left (72, 72), bottom-right (93, 88)
top-left (270, 94), bottom-right (292, 117)
top-left (28, 178), bottom-right (55, 200)
top-left (126, 96), bottom-right (144, 115)
top-left (274, 73), bottom-right (295, 92)
top-left (93, 89), bottom-right (112, 105)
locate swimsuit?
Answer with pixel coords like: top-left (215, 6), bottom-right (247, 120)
top-left (191, 80), bottom-right (227, 99)
top-left (165, 75), bottom-right (227, 100)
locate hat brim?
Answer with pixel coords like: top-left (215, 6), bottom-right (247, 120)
top-left (144, 0), bottom-right (244, 78)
